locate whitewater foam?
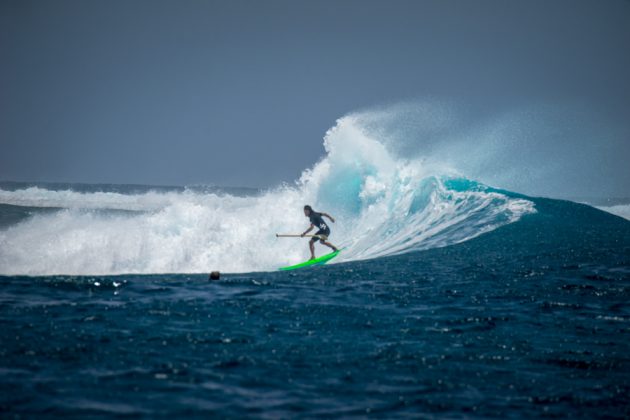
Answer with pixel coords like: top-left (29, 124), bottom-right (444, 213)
top-left (0, 186), bottom-right (203, 211)
top-left (0, 115), bottom-right (535, 275)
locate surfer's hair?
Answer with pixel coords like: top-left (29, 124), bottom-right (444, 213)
top-left (304, 205), bottom-right (313, 213)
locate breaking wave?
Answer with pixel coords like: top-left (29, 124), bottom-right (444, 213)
top-left (0, 113), bottom-right (534, 275)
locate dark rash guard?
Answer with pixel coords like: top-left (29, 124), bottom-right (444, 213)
top-left (309, 211), bottom-right (330, 233)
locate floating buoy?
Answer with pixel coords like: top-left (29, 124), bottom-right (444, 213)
top-left (209, 271), bottom-right (220, 280)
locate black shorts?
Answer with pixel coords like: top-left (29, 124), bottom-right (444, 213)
top-left (310, 228), bottom-right (331, 243)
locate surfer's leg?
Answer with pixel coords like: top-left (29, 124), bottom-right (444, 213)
top-left (318, 232), bottom-right (337, 252)
top-left (309, 240), bottom-right (316, 260)
top-left (321, 240), bottom-right (338, 252)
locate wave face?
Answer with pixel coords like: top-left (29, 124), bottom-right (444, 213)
top-left (0, 115), bottom-right (534, 275)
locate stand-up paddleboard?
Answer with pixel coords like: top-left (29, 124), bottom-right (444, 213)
top-left (279, 248), bottom-right (343, 271)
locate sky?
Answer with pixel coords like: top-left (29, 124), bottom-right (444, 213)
top-left (1, 0), bottom-right (629, 196)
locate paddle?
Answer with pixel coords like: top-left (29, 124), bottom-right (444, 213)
top-left (276, 233), bottom-right (339, 249)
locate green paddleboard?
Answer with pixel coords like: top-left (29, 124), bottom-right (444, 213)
top-left (279, 249), bottom-right (343, 271)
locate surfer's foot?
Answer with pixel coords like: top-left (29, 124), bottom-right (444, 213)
top-left (332, 247), bottom-right (338, 252)
top-left (309, 256), bottom-right (316, 261)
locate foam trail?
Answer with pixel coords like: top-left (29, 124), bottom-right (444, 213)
top-left (0, 114), bottom-right (535, 275)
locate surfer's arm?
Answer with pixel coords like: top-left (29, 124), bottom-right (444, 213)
top-left (321, 212), bottom-right (335, 223)
top-left (301, 224), bottom-right (314, 237)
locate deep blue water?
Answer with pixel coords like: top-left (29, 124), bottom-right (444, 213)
top-left (1, 197), bottom-right (629, 417)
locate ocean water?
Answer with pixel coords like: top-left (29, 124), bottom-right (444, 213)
top-left (1, 115), bottom-right (629, 417)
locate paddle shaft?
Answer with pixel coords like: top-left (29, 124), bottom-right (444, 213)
top-left (276, 233), bottom-right (339, 250)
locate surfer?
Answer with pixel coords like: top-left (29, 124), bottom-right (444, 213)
top-left (301, 205), bottom-right (338, 260)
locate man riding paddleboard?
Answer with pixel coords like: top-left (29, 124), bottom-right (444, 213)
top-left (301, 205), bottom-right (338, 260)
